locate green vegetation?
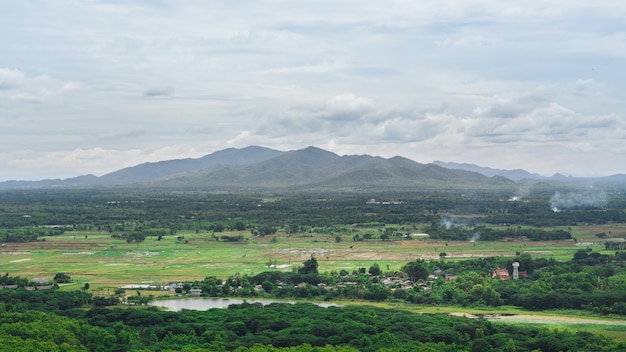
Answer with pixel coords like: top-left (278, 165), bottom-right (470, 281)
top-left (1, 291), bottom-right (624, 351)
top-left (1, 187), bottom-right (626, 350)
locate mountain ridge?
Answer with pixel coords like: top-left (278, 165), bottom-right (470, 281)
top-left (433, 160), bottom-right (626, 185)
top-left (1, 146), bottom-right (624, 190)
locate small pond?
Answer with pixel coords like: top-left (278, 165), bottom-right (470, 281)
top-left (149, 297), bottom-right (340, 311)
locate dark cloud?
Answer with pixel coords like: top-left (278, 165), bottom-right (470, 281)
top-left (251, 95), bottom-right (449, 146)
top-left (97, 129), bottom-right (147, 141)
top-left (143, 86), bottom-right (174, 97)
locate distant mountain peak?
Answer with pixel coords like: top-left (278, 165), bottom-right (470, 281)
top-left (298, 146), bottom-right (339, 155)
top-left (285, 146), bottom-right (339, 161)
top-left (432, 161), bottom-right (545, 182)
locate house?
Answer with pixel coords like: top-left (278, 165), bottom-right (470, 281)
top-left (336, 281), bottom-right (359, 288)
top-left (189, 289), bottom-right (202, 297)
top-left (491, 269), bottom-right (510, 281)
top-left (32, 278), bottom-right (50, 285)
top-left (445, 274), bottom-right (457, 281)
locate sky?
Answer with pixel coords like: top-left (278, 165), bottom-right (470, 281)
top-left (1, 1), bottom-right (626, 181)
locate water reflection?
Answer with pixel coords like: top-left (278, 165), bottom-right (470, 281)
top-left (149, 297), bottom-right (340, 311)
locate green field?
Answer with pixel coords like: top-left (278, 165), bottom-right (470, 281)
top-left (0, 225), bottom-right (612, 290)
top-left (2, 223), bottom-right (626, 344)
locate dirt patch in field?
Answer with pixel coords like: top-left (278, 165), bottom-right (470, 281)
top-left (491, 314), bottom-right (626, 326)
top-left (270, 244), bottom-right (497, 262)
top-left (3, 240), bottom-right (107, 251)
top-left (451, 312), bottom-right (626, 326)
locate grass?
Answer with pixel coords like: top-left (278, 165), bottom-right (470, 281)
top-left (0, 227), bottom-right (609, 289)
top-left (3, 228), bottom-right (625, 340)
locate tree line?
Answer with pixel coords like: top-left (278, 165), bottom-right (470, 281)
top-left (3, 189), bottom-right (626, 235)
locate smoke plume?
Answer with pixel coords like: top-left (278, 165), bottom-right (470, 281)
top-left (549, 189), bottom-right (607, 212)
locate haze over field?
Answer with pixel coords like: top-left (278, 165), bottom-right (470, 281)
top-left (1, 1), bottom-right (625, 180)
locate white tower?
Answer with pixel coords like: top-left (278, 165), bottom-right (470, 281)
top-left (512, 262), bottom-right (520, 280)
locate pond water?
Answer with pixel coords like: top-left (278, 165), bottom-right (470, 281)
top-left (149, 297), bottom-right (340, 311)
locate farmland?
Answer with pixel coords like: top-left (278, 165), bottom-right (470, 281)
top-left (2, 187), bottom-right (626, 351)
top-left (0, 228), bottom-right (610, 290)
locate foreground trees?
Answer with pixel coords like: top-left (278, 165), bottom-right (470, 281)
top-left (1, 298), bottom-right (624, 351)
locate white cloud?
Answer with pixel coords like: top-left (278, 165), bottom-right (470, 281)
top-left (325, 93), bottom-right (373, 115)
top-left (1, 1), bottom-right (626, 180)
top-left (0, 68), bottom-right (79, 102)
top-left (435, 35), bottom-right (488, 48)
top-left (0, 145), bottom-right (211, 180)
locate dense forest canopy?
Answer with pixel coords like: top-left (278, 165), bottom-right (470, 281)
top-left (1, 186), bottom-right (625, 237)
top-left (1, 289), bottom-right (624, 352)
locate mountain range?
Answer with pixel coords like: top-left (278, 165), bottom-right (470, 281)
top-left (1, 146), bottom-right (625, 190)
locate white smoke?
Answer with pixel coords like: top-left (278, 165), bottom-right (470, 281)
top-left (441, 216), bottom-right (463, 229)
top-left (509, 185), bottom-right (531, 202)
top-left (549, 189), bottom-right (607, 212)
top-left (470, 232), bottom-right (481, 242)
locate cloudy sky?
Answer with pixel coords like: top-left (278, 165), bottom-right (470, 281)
top-left (1, 1), bottom-right (625, 180)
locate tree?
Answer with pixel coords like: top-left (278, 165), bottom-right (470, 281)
top-left (298, 256), bottom-right (319, 275)
top-left (261, 280), bottom-right (274, 293)
top-left (287, 224), bottom-right (300, 234)
top-left (53, 272), bottom-right (71, 284)
top-left (82, 283), bottom-right (90, 291)
top-left (368, 263), bottom-right (381, 276)
top-left (402, 259), bottom-right (429, 282)
top-left (258, 224), bottom-right (277, 237)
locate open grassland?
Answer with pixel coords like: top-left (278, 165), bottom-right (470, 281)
top-left (0, 225), bottom-right (614, 290)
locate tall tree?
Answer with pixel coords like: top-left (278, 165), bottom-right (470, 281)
top-left (402, 259), bottom-right (429, 282)
top-left (298, 256), bottom-right (319, 275)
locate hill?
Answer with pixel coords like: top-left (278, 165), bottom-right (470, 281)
top-left (433, 161), bottom-right (626, 187)
top-left (0, 146), bottom-right (513, 191)
top-left (139, 146), bottom-right (515, 191)
top-left (97, 146), bottom-right (282, 185)
top-left (6, 146), bottom-right (626, 191)
top-left (432, 161), bottom-right (545, 182)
